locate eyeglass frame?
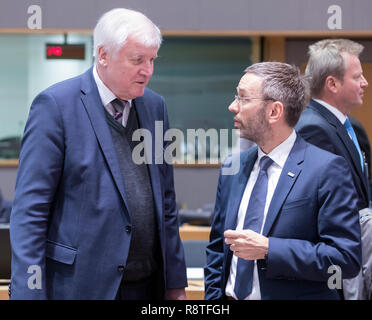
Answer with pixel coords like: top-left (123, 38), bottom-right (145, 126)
top-left (234, 95), bottom-right (276, 104)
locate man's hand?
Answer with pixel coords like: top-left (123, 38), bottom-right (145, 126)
top-left (224, 229), bottom-right (269, 260)
top-left (166, 288), bottom-right (187, 300)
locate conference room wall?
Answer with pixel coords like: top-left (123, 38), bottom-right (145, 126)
top-left (1, 0), bottom-right (372, 32)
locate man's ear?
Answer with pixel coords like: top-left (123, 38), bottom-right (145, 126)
top-left (97, 46), bottom-right (108, 67)
top-left (324, 75), bottom-right (341, 94)
top-left (267, 101), bottom-right (284, 124)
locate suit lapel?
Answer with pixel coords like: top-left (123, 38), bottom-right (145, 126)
top-left (224, 148), bottom-right (258, 231)
top-left (262, 136), bottom-right (305, 236)
top-left (79, 68), bottom-right (131, 220)
top-left (309, 100), bottom-right (368, 198)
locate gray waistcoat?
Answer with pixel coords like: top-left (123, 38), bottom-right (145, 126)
top-left (105, 105), bottom-right (159, 282)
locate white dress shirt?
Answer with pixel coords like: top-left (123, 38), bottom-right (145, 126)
top-left (92, 65), bottom-right (132, 127)
top-left (225, 130), bottom-right (297, 300)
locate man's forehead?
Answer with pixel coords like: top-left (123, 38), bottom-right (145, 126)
top-left (121, 37), bottom-right (159, 53)
top-left (237, 73), bottom-right (263, 92)
top-left (342, 52), bottom-right (362, 69)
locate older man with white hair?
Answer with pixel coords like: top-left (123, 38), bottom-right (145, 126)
top-left (10, 8), bottom-right (187, 300)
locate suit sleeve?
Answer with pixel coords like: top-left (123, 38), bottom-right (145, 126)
top-left (10, 92), bottom-right (64, 299)
top-left (204, 168), bottom-right (226, 300)
top-left (160, 99), bottom-right (187, 289)
top-left (266, 156), bottom-right (362, 282)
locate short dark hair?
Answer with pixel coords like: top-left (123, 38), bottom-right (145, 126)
top-left (245, 62), bottom-right (309, 127)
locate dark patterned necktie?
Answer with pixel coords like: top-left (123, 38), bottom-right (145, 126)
top-left (111, 99), bottom-right (129, 124)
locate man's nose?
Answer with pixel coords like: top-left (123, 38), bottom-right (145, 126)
top-left (228, 99), bottom-right (239, 113)
top-left (361, 75), bottom-right (368, 88)
top-left (139, 61), bottom-right (153, 77)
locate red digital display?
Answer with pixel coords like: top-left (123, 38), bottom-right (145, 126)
top-left (46, 43), bottom-right (85, 60)
top-left (47, 45), bottom-right (63, 57)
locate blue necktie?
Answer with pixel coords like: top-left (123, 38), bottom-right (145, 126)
top-left (344, 118), bottom-right (364, 172)
top-left (234, 155), bottom-right (273, 300)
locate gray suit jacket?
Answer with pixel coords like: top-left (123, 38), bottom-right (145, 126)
top-left (344, 209), bottom-right (372, 300)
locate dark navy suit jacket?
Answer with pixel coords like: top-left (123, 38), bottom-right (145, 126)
top-left (10, 68), bottom-right (187, 299)
top-left (205, 136), bottom-right (361, 300)
top-left (295, 99), bottom-right (370, 210)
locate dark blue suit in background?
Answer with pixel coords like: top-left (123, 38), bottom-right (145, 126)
top-left (295, 99), bottom-right (370, 210)
top-left (10, 68), bottom-right (187, 299)
top-left (205, 136), bottom-right (361, 300)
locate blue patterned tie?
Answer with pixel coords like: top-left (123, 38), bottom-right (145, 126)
top-left (344, 118), bottom-right (364, 172)
top-left (234, 155), bottom-right (273, 300)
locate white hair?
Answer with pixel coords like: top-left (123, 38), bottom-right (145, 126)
top-left (93, 8), bottom-right (162, 62)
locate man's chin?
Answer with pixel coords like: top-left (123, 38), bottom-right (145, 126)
top-left (350, 101), bottom-right (364, 110)
top-left (127, 88), bottom-right (145, 99)
top-left (239, 131), bottom-right (252, 141)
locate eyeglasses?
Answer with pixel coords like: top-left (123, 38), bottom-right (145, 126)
top-left (234, 95), bottom-right (275, 104)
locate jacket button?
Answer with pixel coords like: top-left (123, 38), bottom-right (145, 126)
top-left (117, 265), bottom-right (125, 272)
top-left (125, 225), bottom-right (132, 233)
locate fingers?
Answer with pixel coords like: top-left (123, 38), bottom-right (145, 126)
top-left (224, 229), bottom-right (252, 256)
top-left (224, 229), bottom-right (256, 243)
top-left (224, 229), bottom-right (269, 260)
top-left (224, 229), bottom-right (242, 239)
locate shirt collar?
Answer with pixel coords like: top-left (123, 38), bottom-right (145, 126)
top-left (92, 65), bottom-right (132, 107)
top-left (313, 98), bottom-right (347, 125)
top-left (257, 130), bottom-right (297, 169)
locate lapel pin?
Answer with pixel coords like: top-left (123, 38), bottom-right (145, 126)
top-left (288, 172), bottom-right (295, 177)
